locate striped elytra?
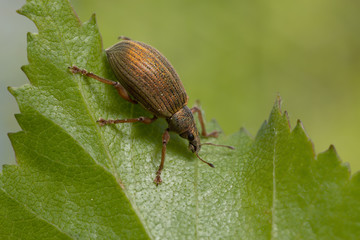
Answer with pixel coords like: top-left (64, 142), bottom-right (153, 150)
top-left (106, 40), bottom-right (188, 118)
top-left (69, 37), bottom-right (233, 185)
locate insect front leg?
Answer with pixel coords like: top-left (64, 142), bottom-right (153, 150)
top-left (69, 65), bottom-right (137, 104)
top-left (191, 106), bottom-right (220, 138)
top-left (97, 116), bottom-right (157, 126)
top-left (154, 128), bottom-right (170, 186)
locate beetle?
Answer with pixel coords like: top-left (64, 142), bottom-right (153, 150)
top-left (69, 36), bottom-right (233, 185)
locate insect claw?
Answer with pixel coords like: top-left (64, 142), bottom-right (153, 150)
top-left (154, 175), bottom-right (162, 186)
top-left (96, 118), bottom-right (107, 126)
top-left (69, 65), bottom-right (80, 74)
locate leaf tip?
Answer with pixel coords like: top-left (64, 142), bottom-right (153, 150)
top-left (7, 86), bottom-right (15, 95)
top-left (328, 144), bottom-right (336, 152)
top-left (16, 8), bottom-right (23, 15)
top-left (7, 132), bottom-right (14, 138)
top-left (294, 119), bottom-right (307, 134)
top-left (26, 32), bottom-right (35, 42)
top-left (16, 5), bottom-right (25, 16)
top-left (275, 93), bottom-right (282, 102)
top-left (318, 144), bottom-right (342, 163)
top-left (20, 65), bottom-right (31, 79)
top-left (20, 64), bottom-right (27, 72)
top-left (273, 95), bottom-right (282, 112)
top-left (7, 86), bottom-right (23, 98)
top-left (268, 95), bottom-right (285, 126)
top-left (209, 118), bottom-right (222, 133)
top-left (16, 2), bottom-right (32, 20)
top-left (239, 127), bottom-right (250, 136)
top-left (294, 119), bottom-right (304, 131)
top-left (319, 144), bottom-right (354, 177)
top-left (89, 13), bottom-right (97, 25)
top-left (323, 144), bottom-right (342, 161)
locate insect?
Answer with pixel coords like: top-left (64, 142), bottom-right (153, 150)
top-left (69, 36), bottom-right (233, 185)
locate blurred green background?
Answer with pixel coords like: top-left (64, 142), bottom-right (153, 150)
top-left (1, 0), bottom-right (359, 172)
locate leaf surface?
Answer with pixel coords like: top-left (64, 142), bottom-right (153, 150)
top-left (1, 0), bottom-right (359, 239)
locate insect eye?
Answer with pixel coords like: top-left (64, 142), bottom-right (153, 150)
top-left (188, 133), bottom-right (194, 141)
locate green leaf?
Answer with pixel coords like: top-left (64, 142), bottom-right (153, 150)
top-left (1, 0), bottom-right (360, 239)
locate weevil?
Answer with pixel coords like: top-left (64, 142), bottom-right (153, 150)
top-left (69, 36), bottom-right (233, 185)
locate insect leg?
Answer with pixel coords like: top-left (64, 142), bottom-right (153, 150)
top-left (154, 128), bottom-right (170, 186)
top-left (69, 65), bottom-right (137, 104)
top-left (191, 106), bottom-right (220, 138)
top-left (97, 116), bottom-right (157, 126)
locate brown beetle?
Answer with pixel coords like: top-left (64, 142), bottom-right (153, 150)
top-left (69, 36), bottom-right (233, 185)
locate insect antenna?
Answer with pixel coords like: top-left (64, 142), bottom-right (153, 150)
top-left (195, 152), bottom-right (215, 168)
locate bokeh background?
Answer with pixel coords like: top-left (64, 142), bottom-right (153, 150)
top-left (1, 0), bottom-right (359, 172)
